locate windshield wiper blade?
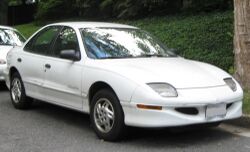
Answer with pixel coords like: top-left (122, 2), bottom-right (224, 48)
top-left (136, 54), bottom-right (167, 58)
top-left (99, 55), bottom-right (134, 59)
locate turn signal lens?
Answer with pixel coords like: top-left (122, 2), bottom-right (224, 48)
top-left (137, 104), bottom-right (162, 110)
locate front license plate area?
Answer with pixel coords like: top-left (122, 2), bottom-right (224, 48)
top-left (206, 103), bottom-right (227, 119)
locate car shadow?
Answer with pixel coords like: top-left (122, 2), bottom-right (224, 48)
top-left (0, 82), bottom-right (8, 91)
top-left (29, 100), bottom-right (233, 147)
top-left (31, 100), bottom-right (92, 132)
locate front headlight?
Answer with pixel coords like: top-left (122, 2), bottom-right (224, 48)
top-left (147, 83), bottom-right (178, 97)
top-left (0, 59), bottom-right (6, 64)
top-left (224, 78), bottom-right (237, 92)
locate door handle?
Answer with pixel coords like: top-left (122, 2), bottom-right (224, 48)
top-left (45, 64), bottom-right (51, 69)
top-left (17, 58), bottom-right (22, 62)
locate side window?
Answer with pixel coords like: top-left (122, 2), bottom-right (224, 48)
top-left (24, 26), bottom-right (60, 55)
top-left (53, 27), bottom-right (80, 57)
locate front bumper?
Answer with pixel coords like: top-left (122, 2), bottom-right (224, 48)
top-left (122, 85), bottom-right (243, 127)
top-left (122, 100), bottom-right (242, 127)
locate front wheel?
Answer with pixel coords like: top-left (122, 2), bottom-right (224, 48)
top-left (90, 89), bottom-right (126, 141)
top-left (10, 72), bottom-right (32, 109)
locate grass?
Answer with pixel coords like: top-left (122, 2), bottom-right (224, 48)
top-left (243, 91), bottom-right (250, 114)
top-left (15, 23), bottom-right (40, 38)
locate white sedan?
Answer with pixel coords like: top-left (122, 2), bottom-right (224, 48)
top-left (0, 25), bottom-right (26, 81)
top-left (4, 22), bottom-right (243, 141)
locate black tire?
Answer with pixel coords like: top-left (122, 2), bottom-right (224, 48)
top-left (90, 89), bottom-right (126, 141)
top-left (10, 72), bottom-right (33, 109)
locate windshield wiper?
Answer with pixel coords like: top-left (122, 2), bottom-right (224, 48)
top-left (99, 55), bottom-right (134, 59)
top-left (136, 54), bottom-right (167, 58)
top-left (97, 54), bottom-right (168, 59)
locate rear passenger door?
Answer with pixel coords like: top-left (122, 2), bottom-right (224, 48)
top-left (42, 26), bottom-right (83, 109)
top-left (19, 26), bottom-right (61, 100)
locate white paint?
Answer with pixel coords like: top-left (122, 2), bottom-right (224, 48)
top-left (4, 22), bottom-right (244, 128)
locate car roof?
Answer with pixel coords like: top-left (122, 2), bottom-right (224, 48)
top-left (0, 25), bottom-right (16, 30)
top-left (48, 22), bottom-right (138, 29)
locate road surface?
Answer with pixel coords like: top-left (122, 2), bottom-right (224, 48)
top-left (0, 84), bottom-right (250, 152)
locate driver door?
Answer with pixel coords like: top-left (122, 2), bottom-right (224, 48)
top-left (42, 27), bottom-right (83, 109)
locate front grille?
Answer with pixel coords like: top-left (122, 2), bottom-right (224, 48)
top-left (226, 103), bottom-right (233, 109)
top-left (175, 107), bottom-right (199, 115)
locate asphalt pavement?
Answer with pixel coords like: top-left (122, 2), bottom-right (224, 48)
top-left (0, 83), bottom-right (250, 152)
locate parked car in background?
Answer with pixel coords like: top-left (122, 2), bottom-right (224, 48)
top-left (0, 25), bottom-right (26, 81)
top-left (4, 22), bottom-right (243, 141)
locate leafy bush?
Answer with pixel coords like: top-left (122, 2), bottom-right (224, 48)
top-left (120, 11), bottom-right (234, 71)
top-left (36, 0), bottom-right (77, 21)
top-left (243, 90), bottom-right (250, 114)
top-left (35, 0), bottom-right (232, 21)
top-left (187, 0), bottom-right (233, 12)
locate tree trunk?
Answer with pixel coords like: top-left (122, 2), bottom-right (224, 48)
top-left (234, 0), bottom-right (250, 90)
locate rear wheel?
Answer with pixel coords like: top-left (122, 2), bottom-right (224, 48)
top-left (90, 89), bottom-right (126, 141)
top-left (10, 72), bottom-right (32, 109)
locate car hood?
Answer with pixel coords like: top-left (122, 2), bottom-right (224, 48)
top-left (0, 45), bottom-right (13, 60)
top-left (89, 57), bottom-right (230, 89)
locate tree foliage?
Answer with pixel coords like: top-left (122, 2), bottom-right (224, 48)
top-left (35, 0), bottom-right (233, 21)
top-left (0, 0), bottom-right (8, 24)
top-left (122, 11), bottom-right (234, 71)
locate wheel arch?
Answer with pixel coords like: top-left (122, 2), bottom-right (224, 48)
top-left (9, 66), bottom-right (20, 80)
top-left (88, 81), bottom-right (119, 106)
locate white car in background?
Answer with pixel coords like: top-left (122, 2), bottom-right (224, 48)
top-left (4, 22), bottom-right (243, 141)
top-left (0, 25), bottom-right (26, 81)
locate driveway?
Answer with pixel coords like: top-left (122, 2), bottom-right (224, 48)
top-left (0, 84), bottom-right (250, 152)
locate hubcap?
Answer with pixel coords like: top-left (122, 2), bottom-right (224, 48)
top-left (11, 78), bottom-right (22, 103)
top-left (94, 98), bottom-right (115, 133)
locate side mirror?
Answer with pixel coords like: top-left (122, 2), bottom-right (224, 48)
top-left (60, 49), bottom-right (80, 61)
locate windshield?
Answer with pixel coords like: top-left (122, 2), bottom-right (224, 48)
top-left (0, 28), bottom-right (26, 46)
top-left (81, 28), bottom-right (176, 59)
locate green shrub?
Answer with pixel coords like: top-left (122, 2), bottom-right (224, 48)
top-left (15, 23), bottom-right (40, 38)
top-left (36, 0), bottom-right (77, 22)
top-left (244, 90), bottom-right (250, 114)
top-left (120, 11), bottom-right (234, 71)
top-left (34, 0), bottom-right (232, 21)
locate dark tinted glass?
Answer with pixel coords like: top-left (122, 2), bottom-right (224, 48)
top-left (53, 27), bottom-right (80, 57)
top-left (24, 26), bottom-right (60, 55)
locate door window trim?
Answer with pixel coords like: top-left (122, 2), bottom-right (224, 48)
top-left (50, 26), bottom-right (81, 61)
top-left (23, 26), bottom-right (62, 56)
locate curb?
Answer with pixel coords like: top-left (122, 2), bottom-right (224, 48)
top-left (225, 114), bottom-right (250, 129)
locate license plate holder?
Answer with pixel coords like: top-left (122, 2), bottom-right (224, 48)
top-left (206, 103), bottom-right (227, 119)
